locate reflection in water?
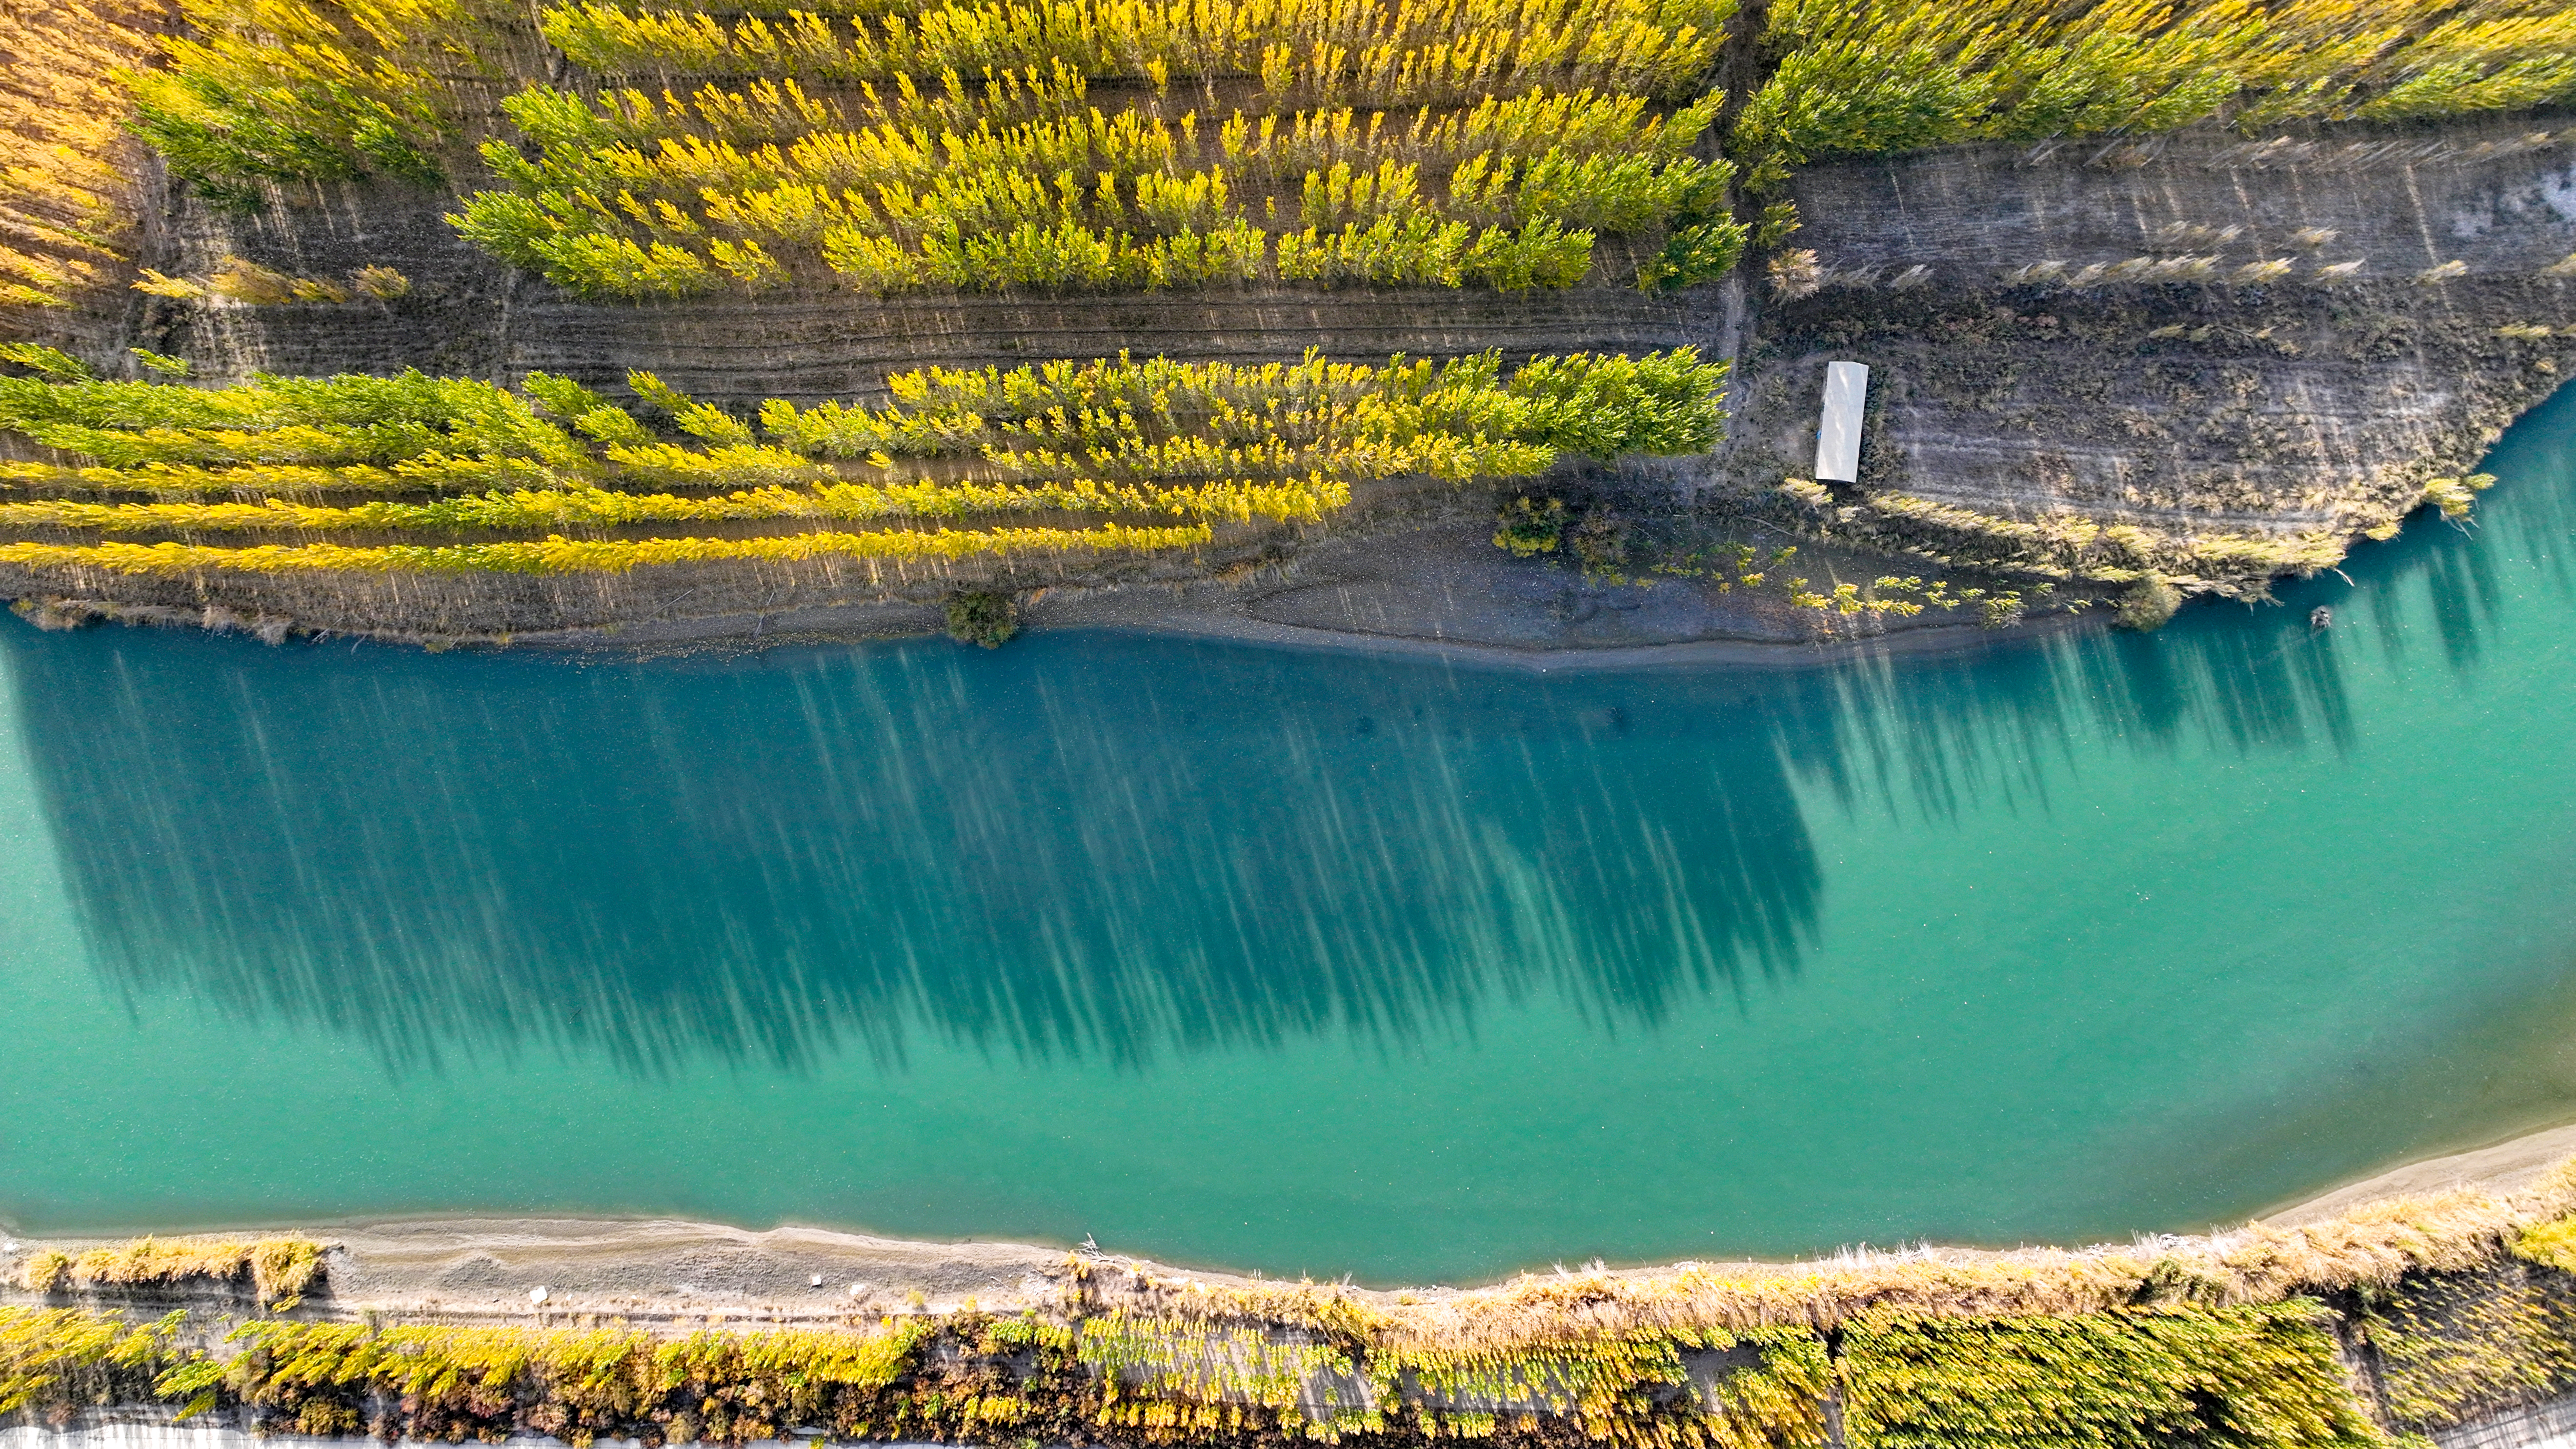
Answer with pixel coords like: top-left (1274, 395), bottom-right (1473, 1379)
top-left (13, 386), bottom-right (2574, 1078)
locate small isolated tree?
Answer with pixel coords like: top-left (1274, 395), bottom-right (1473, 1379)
top-left (1493, 496), bottom-right (1566, 557)
top-left (2115, 575), bottom-right (2183, 631)
top-left (946, 590), bottom-right (1018, 647)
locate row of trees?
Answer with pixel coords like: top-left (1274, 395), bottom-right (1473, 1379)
top-left (0, 457), bottom-right (559, 496)
top-left (0, 349), bottom-right (1726, 574)
top-left (0, 350), bottom-right (1727, 483)
top-left (453, 175), bottom-right (1724, 296)
top-left (0, 522), bottom-right (1220, 576)
top-left (754, 347), bottom-right (1722, 452)
top-left (450, 76), bottom-right (1738, 297)
top-left (1736, 0), bottom-right (2576, 168)
top-left (529, 76), bottom-right (1713, 176)
top-left (539, 0), bottom-right (1731, 106)
top-left (0, 474), bottom-right (1355, 531)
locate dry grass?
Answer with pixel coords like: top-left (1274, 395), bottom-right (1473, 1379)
top-left (19, 1236), bottom-right (324, 1306)
top-left (1384, 1186), bottom-right (2537, 1348)
top-left (1065, 1161), bottom-right (2576, 1354)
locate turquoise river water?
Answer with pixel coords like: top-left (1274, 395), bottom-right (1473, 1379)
top-left (3, 390), bottom-right (2576, 1286)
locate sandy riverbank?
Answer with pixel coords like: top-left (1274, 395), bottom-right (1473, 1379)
top-left (2260, 1120), bottom-right (2576, 1228)
top-left (15, 1116), bottom-right (2576, 1327)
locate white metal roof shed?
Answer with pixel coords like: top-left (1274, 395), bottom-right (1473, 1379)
top-left (1816, 361), bottom-right (1869, 483)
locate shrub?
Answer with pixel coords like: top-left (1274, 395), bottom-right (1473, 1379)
top-left (1493, 495), bottom-right (1565, 555)
top-left (945, 589), bottom-right (1019, 645)
top-left (2516, 1215), bottom-right (2576, 1275)
top-left (1571, 507), bottom-right (1629, 571)
top-left (2422, 473), bottom-right (2496, 522)
top-left (1768, 246), bottom-right (1823, 300)
top-left (350, 264), bottom-right (412, 298)
top-left (2113, 575), bottom-right (2183, 631)
top-left (205, 256), bottom-right (362, 303)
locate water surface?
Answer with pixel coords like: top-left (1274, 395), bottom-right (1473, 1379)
top-left (3, 390), bottom-right (2574, 1284)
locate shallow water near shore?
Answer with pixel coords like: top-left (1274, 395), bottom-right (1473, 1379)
top-left (4, 389), bottom-right (2576, 1285)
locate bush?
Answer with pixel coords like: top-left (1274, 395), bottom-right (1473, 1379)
top-left (1493, 495), bottom-right (1565, 556)
top-left (945, 590), bottom-right (1020, 646)
top-left (0, 523), bottom-right (1217, 576)
top-left (2114, 576), bottom-right (2183, 631)
top-left (1570, 507), bottom-right (1629, 571)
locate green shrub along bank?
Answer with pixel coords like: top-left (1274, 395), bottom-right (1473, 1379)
top-left (0, 345), bottom-right (1726, 579)
top-left (0, 1296), bottom-right (2536, 1448)
top-left (944, 588), bottom-right (1019, 644)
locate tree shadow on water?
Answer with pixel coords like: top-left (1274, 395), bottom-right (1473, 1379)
top-left (5, 628), bottom-right (1829, 1074)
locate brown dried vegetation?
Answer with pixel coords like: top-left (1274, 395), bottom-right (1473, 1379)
top-left (18, 1237), bottom-right (324, 1308)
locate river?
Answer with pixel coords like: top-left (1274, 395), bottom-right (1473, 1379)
top-left (2, 388), bottom-right (2573, 1286)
